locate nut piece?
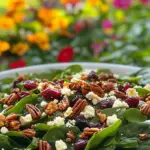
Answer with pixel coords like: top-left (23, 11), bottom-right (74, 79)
top-left (97, 113), bottom-right (107, 123)
top-left (26, 104), bottom-right (42, 120)
top-left (67, 131), bottom-right (75, 142)
top-left (39, 140), bottom-right (52, 150)
top-left (141, 103), bottom-right (150, 116)
top-left (6, 114), bottom-right (19, 121)
top-left (44, 101), bottom-right (58, 116)
top-left (0, 114), bottom-right (5, 127)
top-left (80, 127), bottom-right (100, 139)
top-left (139, 134), bottom-right (148, 140)
top-left (114, 90), bottom-right (127, 99)
top-left (102, 82), bottom-right (114, 92)
top-left (4, 93), bottom-right (19, 105)
top-left (69, 82), bottom-right (81, 90)
top-left (58, 98), bottom-right (70, 111)
top-left (21, 129), bottom-right (36, 137)
top-left (69, 99), bottom-right (87, 118)
top-left (81, 82), bottom-right (90, 95)
top-left (145, 94), bottom-right (150, 102)
top-left (90, 83), bottom-right (104, 97)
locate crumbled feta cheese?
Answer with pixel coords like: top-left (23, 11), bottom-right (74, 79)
top-left (66, 120), bottom-right (76, 127)
top-left (64, 107), bottom-right (72, 118)
top-left (109, 91), bottom-right (115, 96)
top-left (126, 88), bottom-right (138, 97)
top-left (20, 114), bottom-right (33, 125)
top-left (54, 99), bottom-right (59, 104)
top-left (42, 112), bottom-right (46, 116)
top-left (86, 92), bottom-right (101, 105)
top-left (47, 116), bottom-right (65, 126)
top-left (144, 84), bottom-right (150, 91)
top-left (37, 82), bottom-right (45, 91)
top-left (61, 87), bottom-right (73, 96)
top-left (40, 101), bottom-right (47, 107)
top-left (70, 73), bottom-right (82, 82)
top-left (112, 99), bottom-right (129, 108)
top-left (114, 74), bottom-right (119, 79)
top-left (4, 94), bottom-right (8, 98)
top-left (80, 105), bottom-right (95, 119)
top-left (1, 127), bottom-right (9, 134)
top-left (55, 140), bottom-right (67, 150)
top-left (3, 104), bottom-right (8, 109)
top-left (106, 114), bottom-right (119, 126)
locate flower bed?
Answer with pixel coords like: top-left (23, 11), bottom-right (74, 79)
top-left (0, 0), bottom-right (150, 70)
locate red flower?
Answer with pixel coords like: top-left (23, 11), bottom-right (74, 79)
top-left (10, 59), bottom-right (26, 69)
top-left (57, 46), bottom-right (74, 62)
top-left (113, 0), bottom-right (132, 10)
top-left (73, 20), bottom-right (86, 33)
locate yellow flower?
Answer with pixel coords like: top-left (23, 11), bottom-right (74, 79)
top-left (60, 0), bottom-right (80, 4)
top-left (115, 10), bottom-right (125, 22)
top-left (0, 16), bottom-right (14, 30)
top-left (100, 4), bottom-right (109, 13)
top-left (0, 41), bottom-right (10, 56)
top-left (7, 0), bottom-right (26, 11)
top-left (87, 0), bottom-right (101, 6)
top-left (11, 42), bottom-right (29, 56)
top-left (26, 32), bottom-right (50, 51)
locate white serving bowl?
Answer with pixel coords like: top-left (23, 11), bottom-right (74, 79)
top-left (0, 63), bottom-right (140, 80)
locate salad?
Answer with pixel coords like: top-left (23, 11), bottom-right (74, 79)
top-left (0, 65), bottom-right (150, 150)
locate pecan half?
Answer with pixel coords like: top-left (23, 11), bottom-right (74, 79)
top-left (4, 93), bottom-right (19, 105)
top-left (5, 120), bottom-right (20, 130)
top-left (141, 103), bottom-right (150, 116)
top-left (90, 83), bottom-right (104, 97)
top-left (21, 129), bottom-right (36, 137)
top-left (67, 131), bottom-right (75, 142)
top-left (0, 114), bottom-right (5, 127)
top-left (39, 140), bottom-right (52, 150)
top-left (139, 134), bottom-right (148, 140)
top-left (81, 82), bottom-right (90, 95)
top-left (44, 102), bottom-right (58, 116)
top-left (69, 82), bottom-right (81, 90)
top-left (69, 99), bottom-right (87, 118)
top-left (145, 94), bottom-right (150, 102)
top-left (58, 98), bottom-right (70, 111)
top-left (26, 104), bottom-right (42, 120)
top-left (102, 82), bottom-right (114, 92)
top-left (97, 113), bottom-right (107, 123)
top-left (114, 90), bottom-right (127, 99)
top-left (6, 114), bottom-right (19, 121)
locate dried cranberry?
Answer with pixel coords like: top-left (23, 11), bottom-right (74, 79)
top-left (125, 97), bottom-right (139, 108)
top-left (98, 100), bottom-right (114, 109)
top-left (42, 88), bottom-right (61, 101)
top-left (117, 84), bottom-right (125, 92)
top-left (74, 139), bottom-right (88, 150)
top-left (17, 91), bottom-right (30, 100)
top-left (88, 122), bottom-right (102, 128)
top-left (124, 82), bottom-right (131, 91)
top-left (24, 80), bottom-right (37, 90)
top-left (55, 80), bottom-right (64, 87)
top-left (88, 71), bottom-right (98, 81)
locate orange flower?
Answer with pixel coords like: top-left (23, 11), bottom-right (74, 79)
top-left (11, 42), bottom-right (29, 56)
top-left (0, 41), bottom-right (10, 56)
top-left (0, 16), bottom-right (14, 30)
top-left (60, 0), bottom-right (80, 5)
top-left (87, 0), bottom-right (101, 6)
top-left (26, 32), bottom-right (50, 51)
top-left (100, 4), bottom-right (109, 13)
top-left (7, 0), bottom-right (26, 11)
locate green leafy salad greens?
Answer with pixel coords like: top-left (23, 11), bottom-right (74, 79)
top-left (0, 65), bottom-right (150, 150)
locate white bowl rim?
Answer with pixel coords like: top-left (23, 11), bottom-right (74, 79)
top-left (0, 62), bottom-right (141, 79)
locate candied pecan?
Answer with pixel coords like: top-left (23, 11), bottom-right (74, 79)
top-left (4, 93), bottom-right (19, 105)
top-left (12, 88), bottom-right (21, 93)
top-left (114, 90), bottom-right (127, 99)
top-left (21, 129), bottom-right (36, 137)
top-left (39, 140), bottom-right (52, 150)
top-left (81, 82), bottom-right (90, 95)
top-left (6, 105), bottom-right (14, 111)
top-left (98, 73), bottom-right (109, 81)
top-left (69, 99), bottom-right (87, 118)
top-left (141, 103), bottom-right (150, 116)
top-left (139, 134), bottom-right (148, 140)
top-left (6, 114), bottom-right (19, 121)
top-left (108, 78), bottom-right (117, 83)
top-left (26, 104), bottom-right (42, 120)
top-left (102, 82), bottom-right (114, 92)
top-left (58, 98), bottom-right (70, 111)
top-left (97, 113), bottom-right (107, 123)
top-left (69, 82), bottom-right (81, 90)
top-left (5, 120), bottom-right (20, 130)
top-left (80, 128), bottom-right (100, 139)
top-left (145, 94), bottom-right (150, 102)
top-left (90, 83), bottom-right (104, 97)
top-left (0, 114), bottom-right (5, 127)
top-left (67, 131), bottom-right (75, 142)
top-left (44, 101), bottom-right (58, 116)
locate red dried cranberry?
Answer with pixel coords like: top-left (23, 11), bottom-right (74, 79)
top-left (125, 97), bottom-right (139, 108)
top-left (88, 122), bottom-right (102, 128)
top-left (88, 71), bottom-right (98, 81)
top-left (124, 82), bottom-right (131, 91)
top-left (24, 80), bottom-right (37, 90)
top-left (17, 91), bottom-right (30, 100)
top-left (74, 139), bottom-right (88, 150)
top-left (42, 88), bottom-right (61, 101)
top-left (98, 100), bottom-right (114, 109)
top-left (117, 84), bottom-right (125, 92)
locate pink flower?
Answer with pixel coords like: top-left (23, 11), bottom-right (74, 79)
top-left (113, 0), bottom-right (132, 10)
top-left (73, 20), bottom-right (86, 33)
top-left (140, 0), bottom-right (149, 4)
top-left (10, 59), bottom-right (26, 69)
top-left (102, 19), bottom-right (113, 29)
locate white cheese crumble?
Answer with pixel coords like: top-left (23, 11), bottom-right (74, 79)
top-left (47, 116), bottom-right (65, 126)
top-left (61, 87), bottom-right (73, 96)
top-left (40, 101), bottom-right (48, 107)
top-left (80, 105), bottom-right (95, 119)
top-left (106, 114), bottom-right (119, 126)
top-left (3, 104), bottom-right (8, 109)
top-left (20, 114), bottom-right (33, 125)
top-left (66, 120), bottom-right (76, 127)
top-left (37, 82), bottom-right (45, 91)
top-left (126, 88), bottom-right (138, 97)
top-left (86, 92), bottom-right (101, 105)
top-left (0, 127), bottom-right (9, 134)
top-left (109, 91), bottom-right (115, 96)
top-left (64, 107), bottom-right (72, 118)
top-left (70, 73), bottom-right (82, 82)
top-left (112, 99), bottom-right (129, 108)
top-left (55, 140), bottom-right (67, 150)
top-left (144, 84), bottom-right (150, 91)
top-left (54, 99), bottom-right (59, 104)
top-left (4, 94), bottom-right (8, 98)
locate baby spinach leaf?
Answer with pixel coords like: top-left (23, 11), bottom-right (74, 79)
top-left (124, 108), bottom-right (147, 123)
top-left (4, 94), bottom-right (38, 115)
top-left (34, 123), bottom-right (51, 132)
top-left (97, 69), bottom-right (111, 74)
top-left (27, 137), bottom-right (39, 149)
top-left (85, 120), bottom-right (122, 150)
top-left (136, 88), bottom-right (150, 96)
top-left (118, 76), bottom-right (141, 84)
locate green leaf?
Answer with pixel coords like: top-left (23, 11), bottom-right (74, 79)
top-left (4, 94), bottom-right (38, 115)
top-left (34, 123), bottom-right (51, 132)
top-left (27, 137), bottom-right (39, 149)
top-left (97, 69), bottom-right (111, 74)
top-left (85, 120), bottom-right (122, 150)
top-left (124, 108), bottom-right (147, 123)
top-left (0, 134), bottom-right (13, 149)
top-left (136, 88), bottom-right (150, 96)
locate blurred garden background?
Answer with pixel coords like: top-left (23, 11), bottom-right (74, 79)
top-left (0, 0), bottom-right (150, 71)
